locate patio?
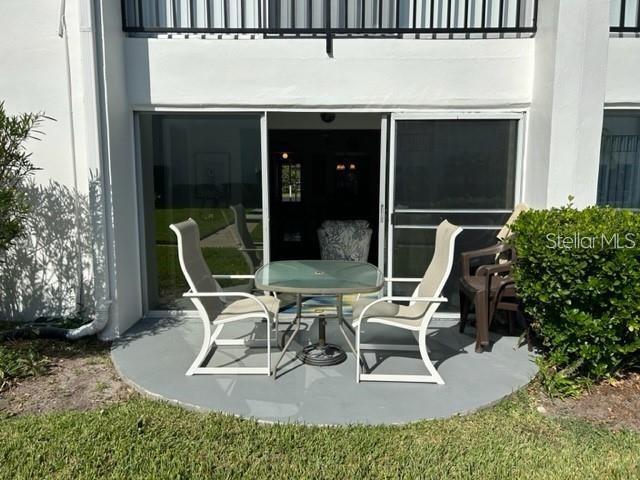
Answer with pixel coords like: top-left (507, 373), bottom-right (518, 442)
top-left (111, 299), bottom-right (537, 425)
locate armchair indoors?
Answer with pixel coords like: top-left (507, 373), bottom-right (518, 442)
top-left (170, 218), bottom-right (279, 376)
top-left (352, 220), bottom-right (462, 384)
top-left (317, 220), bottom-right (372, 263)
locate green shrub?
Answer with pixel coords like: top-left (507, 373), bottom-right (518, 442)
top-left (510, 203), bottom-right (640, 394)
top-left (0, 102), bottom-right (45, 252)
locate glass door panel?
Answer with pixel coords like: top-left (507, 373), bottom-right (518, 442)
top-left (388, 117), bottom-right (519, 312)
top-left (139, 113), bottom-right (264, 310)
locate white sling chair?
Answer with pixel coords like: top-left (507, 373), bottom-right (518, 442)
top-left (170, 218), bottom-right (280, 376)
top-left (353, 220), bottom-right (462, 384)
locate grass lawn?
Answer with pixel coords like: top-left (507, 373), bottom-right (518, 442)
top-left (0, 392), bottom-right (639, 479)
top-left (155, 208), bottom-right (233, 244)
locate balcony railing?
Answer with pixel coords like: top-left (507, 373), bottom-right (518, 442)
top-left (610, 0), bottom-right (640, 33)
top-left (122, 0), bottom-right (537, 55)
top-left (122, 1), bottom-right (536, 35)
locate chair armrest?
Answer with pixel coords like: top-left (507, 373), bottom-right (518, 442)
top-left (476, 262), bottom-right (513, 277)
top-left (211, 274), bottom-right (255, 280)
top-left (358, 296), bottom-right (447, 322)
top-left (460, 243), bottom-right (514, 276)
top-left (183, 291), bottom-right (271, 318)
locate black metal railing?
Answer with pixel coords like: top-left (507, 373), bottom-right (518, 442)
top-left (611, 0), bottom-right (640, 33)
top-left (122, 0), bottom-right (537, 55)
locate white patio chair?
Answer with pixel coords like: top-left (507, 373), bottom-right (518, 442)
top-left (170, 218), bottom-right (280, 376)
top-left (353, 220), bottom-right (462, 384)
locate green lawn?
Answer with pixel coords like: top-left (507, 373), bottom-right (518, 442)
top-left (0, 393), bottom-right (638, 479)
top-left (155, 208), bottom-right (233, 244)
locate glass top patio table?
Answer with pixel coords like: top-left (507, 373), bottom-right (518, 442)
top-left (254, 260), bottom-right (384, 295)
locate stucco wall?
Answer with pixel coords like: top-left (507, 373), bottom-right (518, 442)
top-left (125, 37), bottom-right (534, 109)
top-left (605, 38), bottom-right (640, 105)
top-left (0, 1), bottom-right (76, 187)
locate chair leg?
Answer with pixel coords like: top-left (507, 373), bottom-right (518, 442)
top-left (188, 318), bottom-right (273, 376)
top-left (266, 315), bottom-right (271, 374)
top-left (186, 323), bottom-right (222, 376)
top-left (418, 330), bottom-right (444, 385)
top-left (474, 292), bottom-right (489, 353)
top-left (459, 290), bottom-right (470, 333)
top-left (355, 323), bottom-right (361, 383)
top-left (357, 316), bottom-right (445, 384)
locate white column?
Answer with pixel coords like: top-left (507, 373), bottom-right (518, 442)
top-left (525, 0), bottom-right (610, 208)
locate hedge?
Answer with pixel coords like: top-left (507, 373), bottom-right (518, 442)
top-left (510, 203), bottom-right (640, 393)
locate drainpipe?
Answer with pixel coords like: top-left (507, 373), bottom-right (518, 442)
top-left (58, 0), bottom-right (113, 340)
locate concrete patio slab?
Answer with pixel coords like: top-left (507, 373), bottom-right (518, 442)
top-left (112, 308), bottom-right (537, 425)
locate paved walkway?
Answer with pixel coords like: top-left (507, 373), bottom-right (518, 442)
top-left (112, 305), bottom-right (537, 425)
top-left (200, 222), bottom-right (258, 248)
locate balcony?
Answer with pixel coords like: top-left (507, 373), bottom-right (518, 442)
top-left (121, 0), bottom-right (537, 54)
top-left (611, 0), bottom-right (640, 33)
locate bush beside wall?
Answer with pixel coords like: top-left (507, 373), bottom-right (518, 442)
top-left (511, 204), bottom-right (640, 393)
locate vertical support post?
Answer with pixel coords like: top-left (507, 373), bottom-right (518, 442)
top-left (137, 0), bottom-right (144, 27)
top-left (326, 0), bottom-right (333, 56)
top-left (172, 0), bottom-right (178, 28)
top-left (190, 0), bottom-right (197, 28)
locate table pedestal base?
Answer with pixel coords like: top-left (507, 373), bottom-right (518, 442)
top-left (297, 343), bottom-right (347, 366)
top-left (296, 315), bottom-right (347, 366)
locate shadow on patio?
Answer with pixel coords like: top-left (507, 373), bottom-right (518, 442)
top-left (112, 304), bottom-right (537, 425)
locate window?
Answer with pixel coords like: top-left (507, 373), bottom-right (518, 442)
top-left (390, 118), bottom-right (520, 311)
top-left (138, 114), bottom-right (263, 310)
top-left (280, 162), bottom-right (302, 203)
top-left (598, 111), bottom-right (640, 210)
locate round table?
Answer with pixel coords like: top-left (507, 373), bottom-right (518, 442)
top-left (255, 260), bottom-right (384, 375)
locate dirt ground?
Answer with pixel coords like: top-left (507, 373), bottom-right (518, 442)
top-left (537, 372), bottom-right (640, 432)
top-left (0, 339), bottom-right (134, 417)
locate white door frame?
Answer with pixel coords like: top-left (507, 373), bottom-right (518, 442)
top-left (386, 111), bottom-right (526, 303)
top-left (377, 114), bottom-right (389, 275)
top-left (260, 111), bottom-right (270, 264)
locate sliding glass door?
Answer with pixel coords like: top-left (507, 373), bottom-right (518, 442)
top-left (138, 113), bottom-right (267, 310)
top-left (387, 114), bottom-right (521, 312)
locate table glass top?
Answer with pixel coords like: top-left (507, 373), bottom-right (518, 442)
top-left (254, 260), bottom-right (384, 294)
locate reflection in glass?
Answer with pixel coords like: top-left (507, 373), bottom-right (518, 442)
top-left (599, 111), bottom-right (640, 209)
top-left (392, 228), bottom-right (500, 312)
top-left (391, 119), bottom-right (519, 312)
top-left (139, 114), bottom-right (263, 310)
top-left (395, 120), bottom-right (518, 210)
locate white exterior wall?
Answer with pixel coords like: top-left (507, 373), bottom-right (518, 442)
top-left (525, 0), bottom-right (610, 209)
top-left (0, 1), bottom-right (78, 187)
top-left (606, 38), bottom-right (640, 106)
top-left (126, 37), bottom-right (534, 109)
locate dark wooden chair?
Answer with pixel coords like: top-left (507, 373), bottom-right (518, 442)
top-left (489, 278), bottom-right (533, 352)
top-left (458, 243), bottom-right (516, 352)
